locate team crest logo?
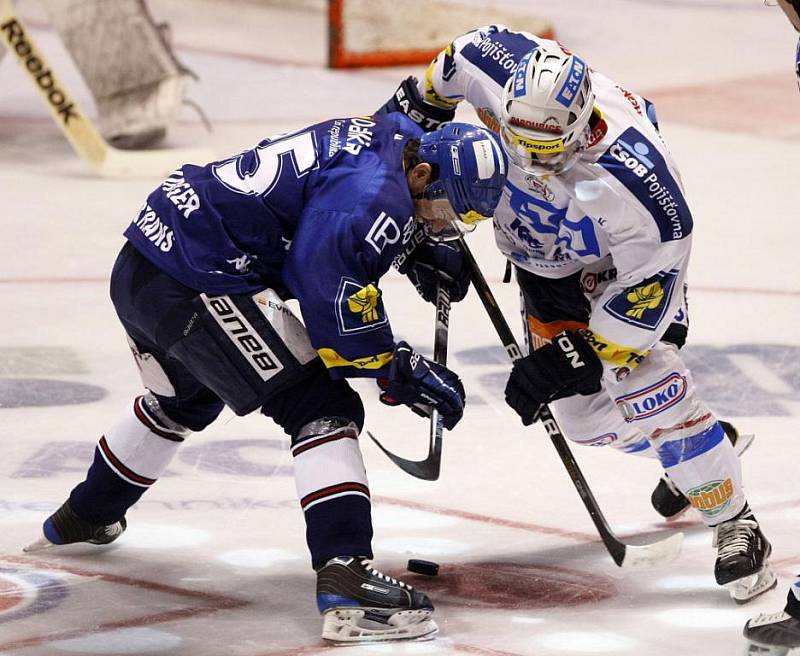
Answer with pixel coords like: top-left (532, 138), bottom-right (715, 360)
top-left (336, 279), bottom-right (387, 335)
top-left (625, 281), bottom-right (664, 320)
top-left (348, 284), bottom-right (381, 323)
top-left (603, 269), bottom-right (679, 330)
top-left (524, 175), bottom-right (555, 201)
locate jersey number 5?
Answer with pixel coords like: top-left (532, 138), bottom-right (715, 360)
top-left (213, 130), bottom-right (318, 196)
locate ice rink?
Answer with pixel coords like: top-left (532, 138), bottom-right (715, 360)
top-left (1, 0), bottom-right (800, 654)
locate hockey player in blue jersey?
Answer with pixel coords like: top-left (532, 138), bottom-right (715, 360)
top-left (379, 28), bottom-right (775, 603)
top-left (25, 114), bottom-right (507, 644)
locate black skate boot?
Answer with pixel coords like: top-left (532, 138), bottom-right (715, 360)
top-left (316, 556), bottom-right (437, 644)
top-left (713, 506), bottom-right (776, 603)
top-left (744, 611), bottom-right (800, 649)
top-left (744, 582), bottom-right (800, 648)
top-left (24, 500), bottom-right (127, 552)
top-left (651, 420), bottom-right (754, 520)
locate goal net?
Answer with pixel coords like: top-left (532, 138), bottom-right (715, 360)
top-left (251, 0), bottom-right (554, 68)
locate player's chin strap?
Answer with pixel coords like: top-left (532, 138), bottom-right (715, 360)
top-left (368, 282), bottom-right (449, 481)
top-left (455, 236), bottom-right (684, 569)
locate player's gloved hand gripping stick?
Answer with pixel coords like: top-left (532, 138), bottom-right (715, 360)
top-left (369, 282), bottom-right (454, 481)
top-left (456, 236), bottom-right (684, 569)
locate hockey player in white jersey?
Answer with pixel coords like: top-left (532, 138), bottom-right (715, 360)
top-left (378, 26), bottom-right (774, 602)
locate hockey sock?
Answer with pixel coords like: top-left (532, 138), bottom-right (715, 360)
top-left (654, 421), bottom-right (745, 526)
top-left (291, 418), bottom-right (373, 569)
top-left (70, 395), bottom-right (188, 525)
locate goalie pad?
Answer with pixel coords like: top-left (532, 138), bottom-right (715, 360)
top-left (41, 0), bottom-right (194, 149)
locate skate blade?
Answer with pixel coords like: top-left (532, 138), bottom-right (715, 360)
top-left (735, 432), bottom-right (756, 457)
top-left (322, 608), bottom-right (437, 645)
top-left (22, 536), bottom-right (56, 553)
top-left (728, 565), bottom-right (778, 604)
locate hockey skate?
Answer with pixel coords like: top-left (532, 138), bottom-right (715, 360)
top-left (651, 420), bottom-right (754, 520)
top-left (316, 556), bottom-right (437, 644)
top-left (713, 507), bottom-right (776, 603)
top-left (24, 500), bottom-right (127, 552)
top-left (745, 610), bottom-right (800, 649)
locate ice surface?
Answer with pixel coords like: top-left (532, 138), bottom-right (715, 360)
top-left (1, 1), bottom-right (799, 654)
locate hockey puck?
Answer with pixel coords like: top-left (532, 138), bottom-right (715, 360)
top-left (407, 559), bottom-right (439, 576)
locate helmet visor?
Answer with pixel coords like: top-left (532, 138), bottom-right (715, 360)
top-left (423, 219), bottom-right (476, 242)
top-left (500, 123), bottom-right (582, 174)
top-left (415, 197), bottom-right (459, 232)
top-left (418, 181), bottom-right (492, 229)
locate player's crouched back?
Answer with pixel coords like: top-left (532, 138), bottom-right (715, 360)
top-left (24, 114), bottom-right (507, 644)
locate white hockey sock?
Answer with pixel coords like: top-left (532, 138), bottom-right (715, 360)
top-left (657, 421), bottom-right (745, 526)
top-left (292, 419), bottom-right (370, 512)
top-left (100, 395), bottom-right (188, 488)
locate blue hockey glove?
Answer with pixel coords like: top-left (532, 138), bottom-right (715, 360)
top-left (403, 239), bottom-right (470, 304)
top-left (375, 76), bottom-right (455, 132)
top-left (505, 330), bottom-right (603, 424)
top-left (377, 341), bottom-right (465, 430)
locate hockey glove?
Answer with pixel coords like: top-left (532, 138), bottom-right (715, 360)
top-left (505, 330), bottom-right (603, 424)
top-left (375, 76), bottom-right (456, 132)
top-left (377, 341), bottom-right (465, 430)
top-left (402, 239), bottom-right (470, 304)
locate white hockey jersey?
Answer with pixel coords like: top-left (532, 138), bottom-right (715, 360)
top-left (419, 25), bottom-right (694, 365)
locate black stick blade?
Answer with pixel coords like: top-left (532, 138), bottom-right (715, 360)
top-left (367, 431), bottom-right (441, 481)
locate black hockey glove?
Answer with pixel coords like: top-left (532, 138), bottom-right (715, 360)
top-left (403, 239), bottom-right (470, 304)
top-left (377, 341), bottom-right (465, 430)
top-left (374, 76), bottom-right (456, 132)
top-left (505, 330), bottom-right (603, 424)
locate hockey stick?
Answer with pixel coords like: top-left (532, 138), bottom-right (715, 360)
top-left (0, 0), bottom-right (212, 178)
top-left (368, 283), bottom-right (450, 481)
top-left (456, 236), bottom-right (684, 569)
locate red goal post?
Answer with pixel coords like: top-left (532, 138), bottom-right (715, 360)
top-left (328, 0), bottom-right (555, 68)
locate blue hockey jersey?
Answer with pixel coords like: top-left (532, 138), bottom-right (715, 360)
top-left (124, 114), bottom-right (426, 378)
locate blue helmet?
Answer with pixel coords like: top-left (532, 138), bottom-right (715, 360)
top-left (417, 122), bottom-right (507, 224)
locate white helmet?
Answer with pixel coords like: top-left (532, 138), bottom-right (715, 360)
top-left (500, 45), bottom-right (595, 174)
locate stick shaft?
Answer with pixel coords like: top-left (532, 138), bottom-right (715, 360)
top-left (427, 283), bottom-right (450, 476)
top-left (456, 236), bottom-right (625, 565)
